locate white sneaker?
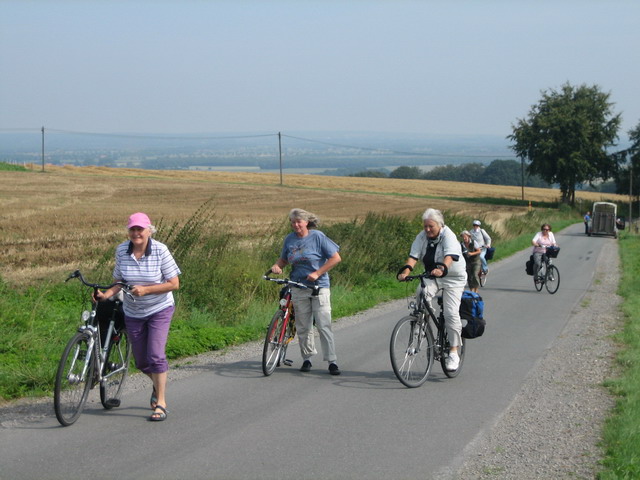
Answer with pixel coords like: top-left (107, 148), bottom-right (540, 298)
top-left (445, 352), bottom-right (460, 371)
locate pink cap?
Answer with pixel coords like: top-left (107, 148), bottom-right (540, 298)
top-left (127, 212), bottom-right (151, 229)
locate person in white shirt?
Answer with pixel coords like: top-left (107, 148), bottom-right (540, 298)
top-left (96, 212), bottom-right (181, 422)
top-left (397, 208), bottom-right (467, 371)
top-left (470, 220), bottom-right (492, 273)
top-left (531, 223), bottom-right (558, 281)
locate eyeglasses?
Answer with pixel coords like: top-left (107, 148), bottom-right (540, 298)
top-left (542, 228), bottom-right (550, 231)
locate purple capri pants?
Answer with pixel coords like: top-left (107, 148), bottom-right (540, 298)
top-left (124, 305), bottom-right (175, 374)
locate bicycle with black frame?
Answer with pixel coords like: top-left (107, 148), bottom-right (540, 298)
top-left (53, 270), bottom-right (133, 426)
top-left (390, 263), bottom-right (465, 388)
top-left (261, 270), bottom-right (319, 376)
top-left (533, 245), bottom-right (560, 294)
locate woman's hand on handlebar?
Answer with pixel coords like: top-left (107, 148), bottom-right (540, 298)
top-left (270, 264), bottom-right (283, 275)
top-left (430, 265), bottom-right (445, 278)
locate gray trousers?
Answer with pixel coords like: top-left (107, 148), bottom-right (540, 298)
top-left (291, 287), bottom-right (337, 363)
top-left (418, 281), bottom-right (463, 348)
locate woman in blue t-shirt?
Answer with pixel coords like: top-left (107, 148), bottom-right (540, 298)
top-left (270, 208), bottom-right (342, 375)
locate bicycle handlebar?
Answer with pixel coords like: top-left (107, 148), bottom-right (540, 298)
top-left (263, 270), bottom-right (319, 293)
top-left (66, 270), bottom-right (133, 298)
top-left (400, 262), bottom-right (448, 282)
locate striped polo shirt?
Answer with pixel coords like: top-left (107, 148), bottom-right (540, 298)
top-left (113, 238), bottom-right (181, 318)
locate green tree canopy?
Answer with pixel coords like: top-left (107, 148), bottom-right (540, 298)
top-left (389, 165), bottom-right (423, 179)
top-left (508, 82), bottom-right (622, 204)
top-left (615, 120), bottom-right (640, 199)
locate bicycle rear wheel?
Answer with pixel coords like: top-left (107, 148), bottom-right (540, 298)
top-left (390, 315), bottom-right (435, 388)
top-left (262, 310), bottom-right (286, 376)
top-left (100, 330), bottom-right (131, 409)
top-left (441, 330), bottom-right (465, 378)
top-left (545, 265), bottom-right (560, 294)
top-left (534, 264), bottom-right (545, 292)
top-left (54, 332), bottom-right (95, 426)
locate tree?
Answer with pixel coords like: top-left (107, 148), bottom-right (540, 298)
top-left (508, 83), bottom-right (622, 205)
top-left (480, 159), bottom-right (549, 187)
top-left (389, 165), bottom-right (423, 179)
top-left (615, 120), bottom-right (640, 201)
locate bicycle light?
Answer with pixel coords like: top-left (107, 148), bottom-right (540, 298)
top-left (82, 310), bottom-right (91, 322)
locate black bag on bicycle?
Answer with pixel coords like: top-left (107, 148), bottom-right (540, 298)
top-left (485, 247), bottom-right (495, 260)
top-left (96, 299), bottom-right (125, 346)
top-left (525, 255), bottom-right (534, 276)
top-left (459, 291), bottom-right (486, 339)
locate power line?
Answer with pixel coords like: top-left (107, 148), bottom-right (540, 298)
top-left (44, 129), bottom-right (277, 141)
top-left (1, 127), bottom-right (515, 159)
top-left (281, 133), bottom-right (514, 159)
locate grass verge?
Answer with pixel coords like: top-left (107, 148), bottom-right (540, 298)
top-left (599, 230), bottom-right (640, 478)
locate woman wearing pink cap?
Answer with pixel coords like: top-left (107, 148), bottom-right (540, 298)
top-left (96, 212), bottom-right (181, 422)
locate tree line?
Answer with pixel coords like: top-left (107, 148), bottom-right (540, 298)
top-left (350, 159), bottom-right (549, 188)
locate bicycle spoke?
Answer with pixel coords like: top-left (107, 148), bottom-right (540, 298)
top-left (100, 330), bottom-right (131, 409)
top-left (545, 265), bottom-right (560, 294)
top-left (54, 332), bottom-right (95, 426)
top-left (262, 310), bottom-right (286, 376)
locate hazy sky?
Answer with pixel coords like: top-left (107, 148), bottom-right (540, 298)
top-left (1, 0), bottom-right (639, 138)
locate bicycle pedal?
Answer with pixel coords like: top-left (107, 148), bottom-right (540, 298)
top-left (104, 398), bottom-right (121, 408)
top-left (283, 359), bottom-right (293, 366)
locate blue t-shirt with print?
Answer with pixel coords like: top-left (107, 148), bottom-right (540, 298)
top-left (280, 229), bottom-right (339, 288)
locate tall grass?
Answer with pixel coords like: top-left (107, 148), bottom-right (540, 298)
top-left (0, 201), bottom-right (579, 401)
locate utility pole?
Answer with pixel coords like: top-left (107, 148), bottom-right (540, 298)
top-left (278, 132), bottom-right (283, 186)
top-left (41, 126), bottom-right (45, 172)
top-left (630, 161), bottom-right (633, 232)
top-left (520, 156), bottom-right (525, 201)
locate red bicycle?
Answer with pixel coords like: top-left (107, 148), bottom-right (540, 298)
top-left (261, 271), bottom-right (318, 376)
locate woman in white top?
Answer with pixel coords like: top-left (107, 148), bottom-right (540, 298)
top-left (531, 223), bottom-right (558, 281)
top-left (397, 208), bottom-right (467, 371)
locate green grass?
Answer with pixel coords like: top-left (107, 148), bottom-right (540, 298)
top-left (599, 230), bottom-right (640, 478)
top-left (0, 162), bottom-right (29, 172)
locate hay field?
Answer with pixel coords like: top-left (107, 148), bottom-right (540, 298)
top-left (0, 165), bottom-right (626, 285)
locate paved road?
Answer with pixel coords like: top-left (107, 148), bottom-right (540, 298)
top-left (0, 223), bottom-right (610, 480)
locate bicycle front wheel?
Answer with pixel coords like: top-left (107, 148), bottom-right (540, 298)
top-left (479, 271), bottom-right (487, 287)
top-left (100, 330), bottom-right (131, 409)
top-left (545, 265), bottom-right (560, 294)
top-left (262, 310), bottom-right (286, 376)
top-left (390, 315), bottom-right (435, 388)
top-left (54, 332), bottom-right (95, 426)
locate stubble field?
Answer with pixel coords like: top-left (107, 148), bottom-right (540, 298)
top-left (0, 165), bottom-right (626, 286)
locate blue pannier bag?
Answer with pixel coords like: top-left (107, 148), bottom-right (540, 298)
top-left (459, 291), bottom-right (486, 339)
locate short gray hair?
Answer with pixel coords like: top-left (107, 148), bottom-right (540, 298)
top-left (289, 208), bottom-right (320, 228)
top-left (422, 208), bottom-right (445, 228)
top-left (126, 224), bottom-right (157, 235)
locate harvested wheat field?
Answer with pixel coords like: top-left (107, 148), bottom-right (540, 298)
top-left (0, 165), bottom-right (626, 285)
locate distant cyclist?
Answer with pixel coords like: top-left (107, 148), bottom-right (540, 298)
top-left (531, 223), bottom-right (558, 282)
top-left (470, 220), bottom-right (491, 274)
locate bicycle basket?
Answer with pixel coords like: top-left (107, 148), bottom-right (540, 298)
top-left (546, 246), bottom-right (560, 258)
